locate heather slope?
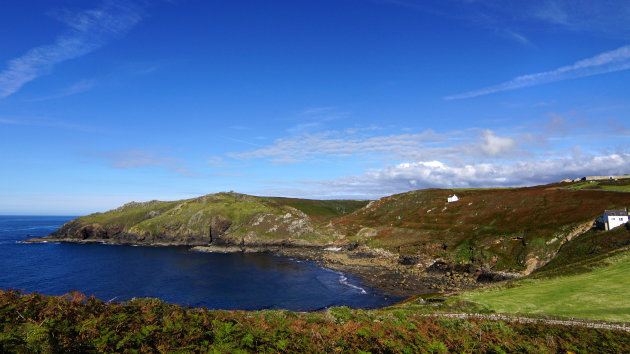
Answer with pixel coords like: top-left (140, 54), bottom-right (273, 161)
top-left (333, 183), bottom-right (630, 272)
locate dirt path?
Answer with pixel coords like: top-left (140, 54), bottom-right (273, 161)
top-left (422, 313), bottom-right (630, 333)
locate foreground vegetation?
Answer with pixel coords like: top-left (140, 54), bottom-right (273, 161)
top-left (1, 290), bottom-right (629, 353)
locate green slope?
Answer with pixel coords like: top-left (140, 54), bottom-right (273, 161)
top-left (38, 192), bottom-right (367, 246)
top-left (461, 251), bottom-right (630, 322)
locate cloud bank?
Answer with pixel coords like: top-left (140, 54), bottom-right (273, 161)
top-left (296, 153), bottom-right (630, 198)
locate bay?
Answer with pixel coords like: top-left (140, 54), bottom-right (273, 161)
top-left (0, 215), bottom-right (399, 310)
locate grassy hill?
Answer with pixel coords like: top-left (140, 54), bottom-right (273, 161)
top-left (34, 192), bottom-right (367, 247)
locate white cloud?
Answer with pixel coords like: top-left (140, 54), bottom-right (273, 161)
top-left (226, 130), bottom-right (445, 162)
top-left (477, 130), bottom-right (516, 157)
top-left (446, 45), bottom-right (630, 100)
top-left (292, 153), bottom-right (630, 198)
top-left (227, 128), bottom-right (526, 163)
top-left (0, 2), bottom-right (142, 98)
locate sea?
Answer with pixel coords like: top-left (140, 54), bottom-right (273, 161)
top-left (0, 215), bottom-right (399, 311)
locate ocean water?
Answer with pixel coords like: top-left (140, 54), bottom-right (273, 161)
top-left (0, 215), bottom-right (399, 310)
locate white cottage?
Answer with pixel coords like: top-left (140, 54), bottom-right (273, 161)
top-left (447, 194), bottom-right (459, 203)
top-left (599, 209), bottom-right (629, 230)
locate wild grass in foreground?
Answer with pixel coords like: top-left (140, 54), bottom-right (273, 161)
top-left (1, 290), bottom-right (629, 352)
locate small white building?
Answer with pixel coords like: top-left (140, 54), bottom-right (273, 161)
top-left (599, 209), bottom-right (629, 230)
top-left (447, 194), bottom-right (459, 203)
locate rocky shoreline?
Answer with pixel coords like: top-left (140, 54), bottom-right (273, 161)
top-left (26, 236), bottom-right (517, 299)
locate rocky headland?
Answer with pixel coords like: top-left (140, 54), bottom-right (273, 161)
top-left (27, 184), bottom-right (630, 297)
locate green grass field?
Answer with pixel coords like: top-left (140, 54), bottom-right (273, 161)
top-left (567, 179), bottom-right (630, 192)
top-left (602, 185), bottom-right (630, 192)
top-left (461, 252), bottom-right (630, 322)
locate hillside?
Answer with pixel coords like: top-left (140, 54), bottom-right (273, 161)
top-left (411, 226), bottom-right (630, 322)
top-left (333, 183), bottom-right (630, 273)
top-left (29, 192), bottom-right (367, 247)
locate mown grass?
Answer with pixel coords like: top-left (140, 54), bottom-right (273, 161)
top-left (461, 251), bottom-right (630, 322)
top-left (2, 290), bottom-right (629, 353)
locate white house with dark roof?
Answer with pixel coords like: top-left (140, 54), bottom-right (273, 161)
top-left (599, 209), bottom-right (629, 230)
top-left (447, 194), bottom-right (459, 203)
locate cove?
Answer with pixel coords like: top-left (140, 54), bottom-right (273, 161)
top-left (0, 216), bottom-right (399, 310)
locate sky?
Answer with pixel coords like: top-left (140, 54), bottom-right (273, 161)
top-left (1, 0), bottom-right (629, 215)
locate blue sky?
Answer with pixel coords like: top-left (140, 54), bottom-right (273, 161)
top-left (1, 0), bottom-right (629, 215)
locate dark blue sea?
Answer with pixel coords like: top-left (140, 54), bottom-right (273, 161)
top-left (0, 216), bottom-right (399, 310)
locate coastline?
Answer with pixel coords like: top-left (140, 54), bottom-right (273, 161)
top-left (27, 237), bottom-right (501, 298)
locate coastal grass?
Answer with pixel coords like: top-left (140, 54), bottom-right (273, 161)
top-left (460, 252), bottom-right (630, 322)
top-left (1, 290), bottom-right (629, 353)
